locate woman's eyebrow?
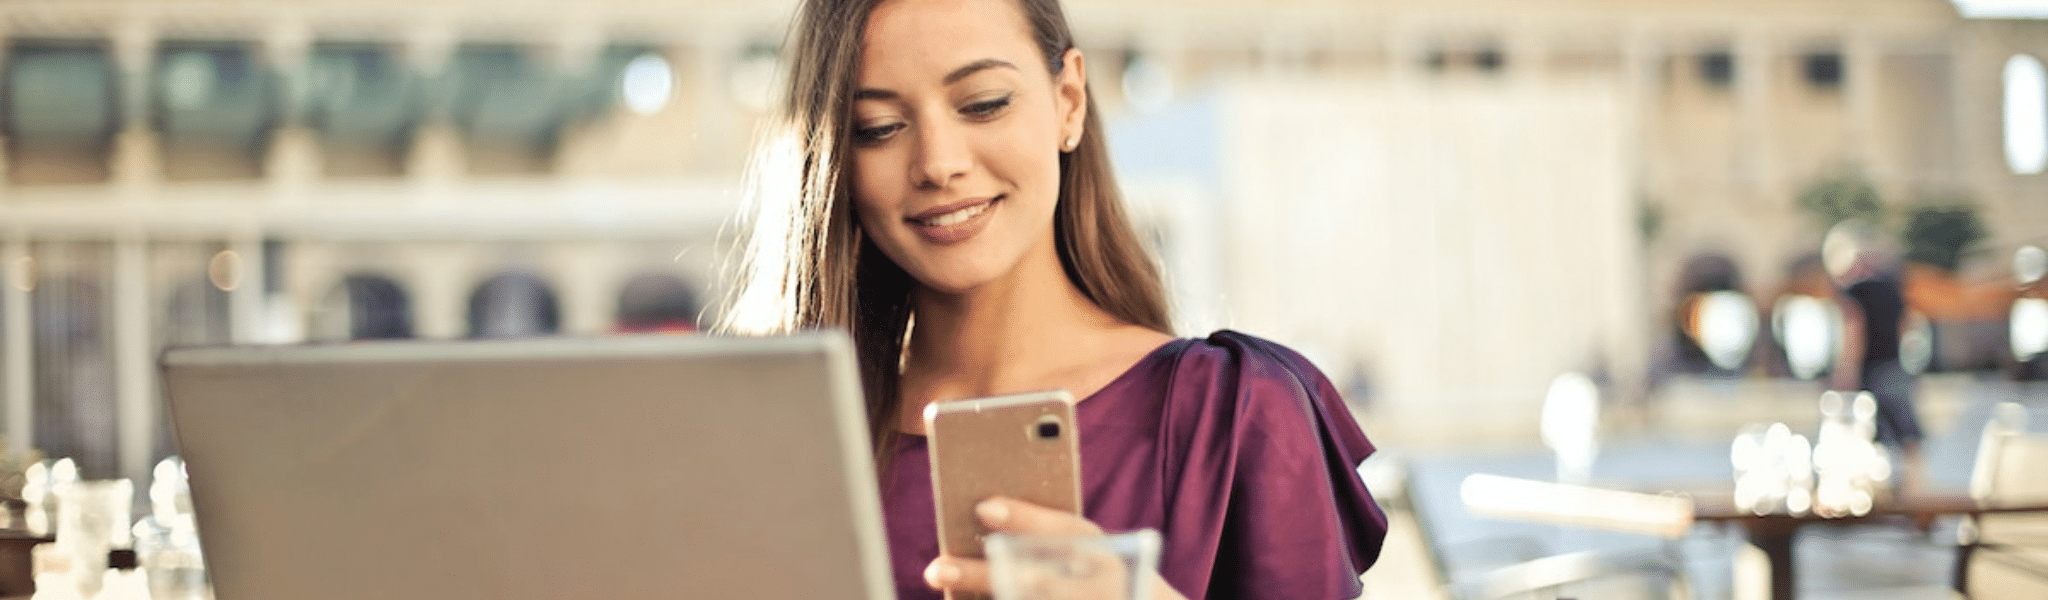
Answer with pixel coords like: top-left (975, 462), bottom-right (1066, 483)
top-left (942, 58), bottom-right (1017, 85)
top-left (855, 58), bottom-right (1020, 101)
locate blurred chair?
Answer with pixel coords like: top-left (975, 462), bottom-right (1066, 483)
top-left (1400, 373), bottom-right (1695, 600)
top-left (1444, 372), bottom-right (1693, 600)
top-left (1955, 402), bottom-right (2048, 599)
top-left (1460, 474), bottom-right (1694, 600)
top-left (1397, 460), bottom-right (1545, 600)
top-left (1478, 548), bottom-right (1687, 600)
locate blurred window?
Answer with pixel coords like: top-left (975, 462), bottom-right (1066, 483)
top-left (161, 262), bottom-right (233, 346)
top-left (1803, 51), bottom-right (1843, 89)
top-left (571, 45), bottom-right (673, 119)
top-left (615, 273), bottom-right (700, 333)
top-left (1474, 47), bottom-right (1504, 74)
top-left (442, 44), bottom-right (568, 175)
top-left (2007, 54), bottom-right (2047, 175)
top-left (307, 43), bottom-right (416, 177)
top-left (157, 244), bottom-right (233, 465)
top-left (153, 41), bottom-right (277, 181)
top-left (3, 40), bottom-right (119, 185)
top-left (467, 272), bottom-right (559, 338)
top-left (1698, 50), bottom-right (1735, 88)
top-left (1424, 49), bottom-right (1447, 73)
top-left (29, 244), bottom-right (119, 480)
top-left (1418, 46), bottom-right (1504, 77)
top-left (315, 274), bottom-right (414, 341)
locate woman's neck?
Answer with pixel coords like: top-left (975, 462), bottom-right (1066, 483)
top-left (906, 260), bottom-right (1108, 392)
top-left (896, 244), bottom-right (1164, 434)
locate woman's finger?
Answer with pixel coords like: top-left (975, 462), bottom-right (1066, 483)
top-left (925, 555), bottom-right (992, 593)
top-left (976, 496), bottom-right (1103, 536)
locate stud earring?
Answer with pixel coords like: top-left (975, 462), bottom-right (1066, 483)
top-left (1064, 135), bottom-right (1079, 151)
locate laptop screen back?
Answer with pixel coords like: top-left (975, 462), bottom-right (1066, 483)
top-left (160, 332), bottom-right (889, 600)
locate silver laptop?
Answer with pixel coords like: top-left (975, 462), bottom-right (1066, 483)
top-left (160, 332), bottom-right (891, 600)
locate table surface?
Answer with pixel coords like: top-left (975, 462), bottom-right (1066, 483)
top-left (1689, 490), bottom-right (2048, 523)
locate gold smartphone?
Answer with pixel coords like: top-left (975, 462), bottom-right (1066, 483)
top-left (924, 390), bottom-right (1083, 600)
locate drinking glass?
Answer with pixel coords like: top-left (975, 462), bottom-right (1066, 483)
top-left (986, 529), bottom-right (1161, 600)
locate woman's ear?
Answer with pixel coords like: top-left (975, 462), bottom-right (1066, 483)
top-left (1056, 48), bottom-right (1088, 149)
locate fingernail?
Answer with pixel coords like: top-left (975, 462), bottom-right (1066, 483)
top-left (976, 499), bottom-right (1009, 526)
top-left (925, 561), bottom-right (961, 587)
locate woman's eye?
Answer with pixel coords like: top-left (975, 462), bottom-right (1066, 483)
top-left (962, 95), bottom-right (1011, 118)
top-left (853, 123), bottom-right (904, 144)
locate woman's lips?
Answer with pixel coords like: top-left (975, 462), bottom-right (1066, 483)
top-left (908, 195), bottom-right (1001, 245)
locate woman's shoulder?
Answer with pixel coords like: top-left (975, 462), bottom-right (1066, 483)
top-left (1161, 329), bottom-right (1340, 394)
top-left (1145, 330), bottom-right (1360, 435)
top-left (1159, 329), bottom-right (1378, 472)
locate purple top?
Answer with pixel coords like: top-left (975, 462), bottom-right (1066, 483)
top-left (882, 330), bottom-right (1388, 599)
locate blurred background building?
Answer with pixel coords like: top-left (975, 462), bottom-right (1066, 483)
top-left (0, 0), bottom-right (2042, 501)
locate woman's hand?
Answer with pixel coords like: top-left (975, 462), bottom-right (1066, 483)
top-left (923, 497), bottom-right (1188, 600)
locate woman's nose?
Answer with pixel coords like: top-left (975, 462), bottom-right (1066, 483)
top-left (911, 120), bottom-right (970, 190)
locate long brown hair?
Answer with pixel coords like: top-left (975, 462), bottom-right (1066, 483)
top-left (722, 0), bottom-right (1171, 463)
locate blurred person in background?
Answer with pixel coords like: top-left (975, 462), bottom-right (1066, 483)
top-left (723, 0), bottom-right (1387, 597)
top-left (1825, 220), bottom-right (1926, 490)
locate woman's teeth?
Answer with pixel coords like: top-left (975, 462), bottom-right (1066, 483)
top-left (922, 201), bottom-right (991, 227)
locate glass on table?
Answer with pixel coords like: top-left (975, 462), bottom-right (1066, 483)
top-left (986, 529), bottom-right (1161, 600)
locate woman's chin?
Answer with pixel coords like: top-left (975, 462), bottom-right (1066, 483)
top-left (905, 262), bottom-right (1006, 298)
top-left (912, 274), bottom-right (993, 298)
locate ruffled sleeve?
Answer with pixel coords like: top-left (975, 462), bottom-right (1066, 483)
top-left (1155, 330), bottom-right (1387, 599)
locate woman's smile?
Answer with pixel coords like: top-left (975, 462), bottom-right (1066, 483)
top-left (909, 195), bottom-right (1003, 244)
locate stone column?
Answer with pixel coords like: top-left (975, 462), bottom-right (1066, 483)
top-left (1506, 28), bottom-right (1549, 87)
top-left (109, 18), bottom-right (160, 198)
top-left (228, 235), bottom-right (267, 344)
top-left (1386, 22), bottom-right (1427, 93)
top-left (409, 242), bottom-right (471, 340)
top-left (111, 234), bottom-right (153, 487)
top-left (1734, 29), bottom-right (1776, 198)
top-left (405, 23), bottom-right (463, 193)
top-left (265, 19), bottom-right (319, 200)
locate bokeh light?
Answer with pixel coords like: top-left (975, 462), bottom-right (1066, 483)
top-left (2015, 245), bottom-right (2046, 285)
top-left (207, 250), bottom-right (241, 292)
top-left (1695, 290), bottom-right (1759, 371)
top-left (620, 53), bottom-right (673, 115)
top-left (1774, 294), bottom-right (1837, 380)
top-left (2011, 297), bottom-right (2048, 360)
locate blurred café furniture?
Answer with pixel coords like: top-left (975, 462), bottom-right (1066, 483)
top-left (1459, 474), bottom-right (1695, 600)
top-left (0, 499), bottom-right (49, 598)
top-left (1690, 418), bottom-right (2048, 600)
top-left (1680, 396), bottom-right (2048, 600)
top-left (1426, 373), bottom-right (1695, 600)
top-left (1690, 491), bottom-right (2048, 600)
top-left (1953, 402), bottom-right (2048, 599)
top-left (1404, 461), bottom-right (1688, 600)
top-left (1395, 457), bottom-right (1559, 600)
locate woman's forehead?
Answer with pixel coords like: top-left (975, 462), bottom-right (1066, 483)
top-left (859, 0), bottom-right (1042, 84)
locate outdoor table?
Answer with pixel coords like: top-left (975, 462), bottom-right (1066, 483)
top-left (1689, 491), bottom-right (2048, 600)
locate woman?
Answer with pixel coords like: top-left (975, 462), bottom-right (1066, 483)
top-left (725, 0), bottom-right (1388, 597)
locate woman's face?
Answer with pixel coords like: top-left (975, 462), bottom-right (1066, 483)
top-left (850, 0), bottom-right (1087, 295)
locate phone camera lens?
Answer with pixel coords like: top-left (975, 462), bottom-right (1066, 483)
top-left (1035, 420), bottom-right (1061, 439)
